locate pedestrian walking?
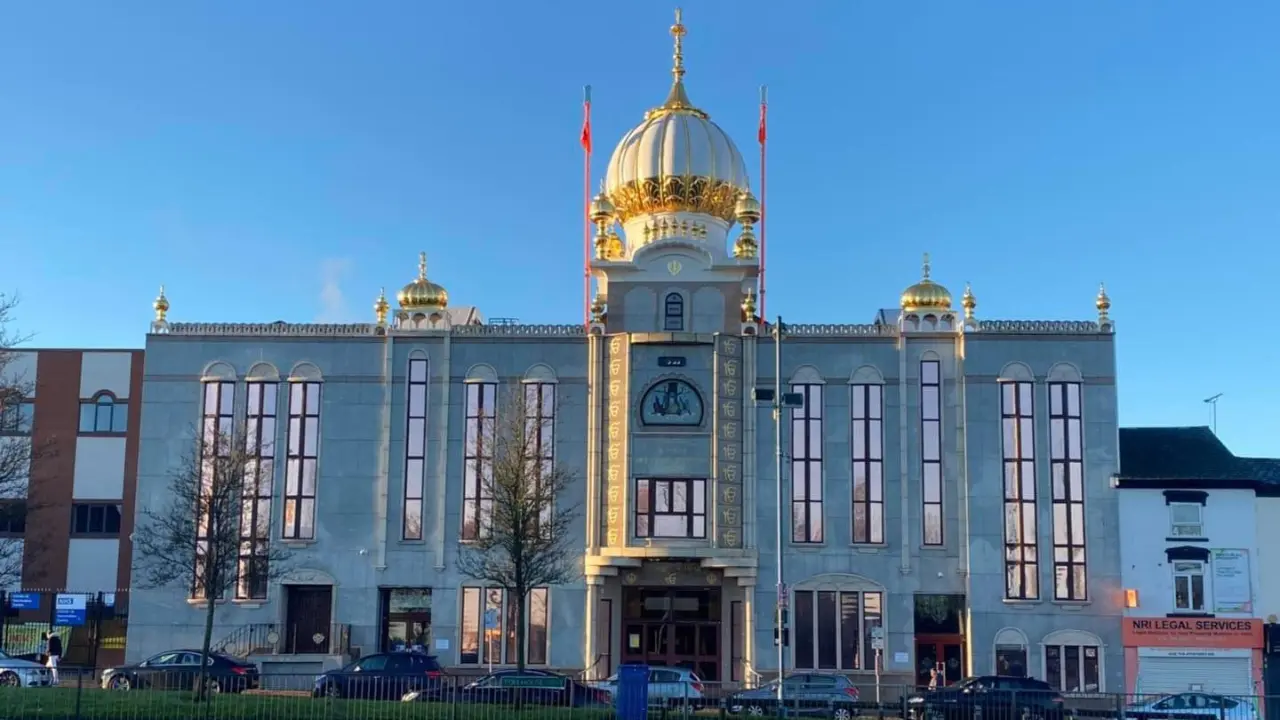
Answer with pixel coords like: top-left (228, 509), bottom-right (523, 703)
top-left (43, 631), bottom-right (62, 685)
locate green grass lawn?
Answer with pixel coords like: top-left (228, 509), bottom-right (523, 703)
top-left (0, 687), bottom-right (627, 720)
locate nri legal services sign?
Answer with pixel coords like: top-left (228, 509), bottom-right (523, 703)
top-left (1123, 617), bottom-right (1263, 649)
top-left (53, 594), bottom-right (86, 627)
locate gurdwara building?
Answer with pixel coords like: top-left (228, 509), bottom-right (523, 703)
top-left (126, 11), bottom-right (1125, 693)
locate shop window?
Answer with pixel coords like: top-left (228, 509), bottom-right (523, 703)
top-left (995, 644), bottom-right (1028, 677)
top-left (381, 588), bottom-right (433, 653)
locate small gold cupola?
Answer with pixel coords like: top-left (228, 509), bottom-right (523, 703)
top-left (961, 283), bottom-right (976, 319)
top-left (1096, 282), bottom-right (1111, 321)
top-left (900, 253), bottom-right (952, 311)
top-left (153, 285), bottom-right (170, 323)
top-left (374, 287), bottom-right (390, 326)
top-left (397, 252), bottom-right (449, 311)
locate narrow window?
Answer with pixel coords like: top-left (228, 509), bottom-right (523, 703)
top-left (0, 501), bottom-right (26, 535)
top-left (1173, 560), bottom-right (1207, 612)
top-left (1049, 381), bottom-right (1086, 601)
top-left (238, 381), bottom-right (276, 599)
top-left (635, 478), bottom-right (706, 538)
top-left (1001, 381), bottom-right (1038, 600)
top-left (921, 360), bottom-right (943, 545)
top-left (282, 381), bottom-right (321, 540)
top-left (460, 587), bottom-right (480, 664)
top-left (663, 293), bottom-right (684, 331)
top-left (0, 398), bottom-right (34, 435)
top-left (790, 384), bottom-right (823, 543)
top-left (524, 382), bottom-right (555, 533)
top-left (195, 380), bottom-right (234, 599)
top-left (403, 359), bottom-right (428, 540)
top-left (851, 384), bottom-right (883, 543)
top-left (462, 382), bottom-right (496, 540)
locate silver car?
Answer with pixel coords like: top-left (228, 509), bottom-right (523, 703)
top-left (591, 666), bottom-right (706, 707)
top-left (0, 651), bottom-right (54, 688)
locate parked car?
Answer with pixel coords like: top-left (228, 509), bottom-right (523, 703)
top-left (906, 675), bottom-right (1065, 720)
top-left (726, 673), bottom-right (860, 719)
top-left (1125, 693), bottom-right (1258, 720)
top-left (591, 666), bottom-right (706, 708)
top-left (0, 650), bottom-right (54, 688)
top-left (404, 669), bottom-right (610, 707)
top-left (101, 650), bottom-right (259, 693)
top-left (313, 651), bottom-right (445, 700)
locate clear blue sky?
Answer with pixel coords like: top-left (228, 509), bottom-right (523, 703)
top-left (2, 2), bottom-right (1277, 454)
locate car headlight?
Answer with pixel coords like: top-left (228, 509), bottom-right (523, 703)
top-left (908, 697), bottom-right (924, 704)
top-left (403, 691), bottom-right (421, 702)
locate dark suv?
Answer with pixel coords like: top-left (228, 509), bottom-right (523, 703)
top-left (313, 651), bottom-right (446, 700)
top-left (907, 675), bottom-right (1066, 720)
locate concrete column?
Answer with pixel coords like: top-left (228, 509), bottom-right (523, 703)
top-left (584, 577), bottom-right (602, 677)
top-left (742, 579), bottom-right (756, 684)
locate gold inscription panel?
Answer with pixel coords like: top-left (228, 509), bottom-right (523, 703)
top-left (714, 334), bottom-right (744, 548)
top-left (604, 334), bottom-right (630, 547)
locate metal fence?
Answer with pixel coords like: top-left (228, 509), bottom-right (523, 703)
top-left (0, 675), bottom-right (1271, 720)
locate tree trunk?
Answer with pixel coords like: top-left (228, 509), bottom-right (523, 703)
top-left (196, 595), bottom-right (216, 701)
top-left (515, 589), bottom-right (527, 672)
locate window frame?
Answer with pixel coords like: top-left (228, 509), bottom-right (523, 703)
top-left (790, 383), bottom-right (824, 544)
top-left (462, 382), bottom-right (497, 541)
top-left (663, 293), bottom-right (685, 331)
top-left (850, 383), bottom-right (884, 544)
top-left (1172, 559), bottom-right (1208, 612)
top-left (458, 586), bottom-right (550, 666)
top-left (524, 381), bottom-right (556, 534)
top-left (1000, 380), bottom-right (1039, 600)
top-left (78, 392), bottom-right (128, 434)
top-left (1169, 503), bottom-right (1204, 538)
top-left (1043, 643), bottom-right (1102, 693)
top-left (403, 358), bottom-right (429, 541)
top-left (70, 502), bottom-right (123, 537)
top-left (195, 380), bottom-right (235, 600)
top-left (0, 500), bottom-right (27, 536)
top-left (791, 588), bottom-right (883, 671)
top-left (1049, 381), bottom-right (1087, 601)
top-left (282, 381), bottom-right (321, 541)
top-left (0, 398), bottom-right (34, 435)
top-left (920, 360), bottom-right (943, 546)
top-left (237, 380), bottom-right (277, 599)
top-left (634, 478), bottom-right (707, 539)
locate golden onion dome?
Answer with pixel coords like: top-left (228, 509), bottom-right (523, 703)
top-left (397, 252), bottom-right (448, 311)
top-left (900, 254), bottom-right (953, 311)
top-left (604, 10), bottom-right (750, 224)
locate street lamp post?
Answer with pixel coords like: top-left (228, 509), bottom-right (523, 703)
top-left (752, 315), bottom-right (804, 711)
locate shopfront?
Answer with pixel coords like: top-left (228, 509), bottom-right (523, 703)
top-left (1124, 618), bottom-right (1263, 699)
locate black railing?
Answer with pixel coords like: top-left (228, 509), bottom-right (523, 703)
top-left (214, 622), bottom-right (351, 658)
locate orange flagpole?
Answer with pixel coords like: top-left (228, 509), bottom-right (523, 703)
top-left (581, 85), bottom-right (593, 326)
top-left (758, 85), bottom-right (768, 319)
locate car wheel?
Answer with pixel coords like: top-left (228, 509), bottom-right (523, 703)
top-left (746, 704), bottom-right (767, 716)
top-left (833, 707), bottom-right (854, 720)
top-left (110, 675), bottom-right (132, 691)
top-left (205, 679), bottom-right (222, 695)
top-left (325, 682), bottom-right (342, 699)
top-left (0, 671), bottom-right (20, 688)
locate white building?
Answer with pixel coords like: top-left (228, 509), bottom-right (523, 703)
top-left (1116, 426), bottom-right (1276, 698)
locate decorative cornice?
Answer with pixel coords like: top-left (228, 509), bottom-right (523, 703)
top-left (766, 323), bottom-right (899, 338)
top-left (977, 320), bottom-right (1108, 335)
top-left (453, 324), bottom-right (586, 337)
top-left (156, 322), bottom-right (587, 339)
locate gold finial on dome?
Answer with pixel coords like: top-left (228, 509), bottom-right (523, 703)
top-left (961, 283), bottom-right (976, 319)
top-left (741, 287), bottom-right (757, 322)
top-left (396, 251), bottom-right (449, 311)
top-left (153, 285), bottom-right (169, 322)
top-left (900, 252), bottom-right (953, 311)
top-left (1096, 282), bottom-right (1111, 321)
top-left (374, 287), bottom-right (390, 326)
top-left (589, 293), bottom-right (606, 324)
top-left (647, 8), bottom-right (707, 120)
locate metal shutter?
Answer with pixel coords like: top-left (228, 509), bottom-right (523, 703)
top-left (1137, 657), bottom-right (1254, 697)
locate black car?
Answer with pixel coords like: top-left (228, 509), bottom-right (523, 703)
top-left (313, 651), bottom-right (446, 700)
top-left (101, 650), bottom-right (259, 693)
top-left (404, 669), bottom-right (611, 708)
top-left (907, 675), bottom-right (1066, 720)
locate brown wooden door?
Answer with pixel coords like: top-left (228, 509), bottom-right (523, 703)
top-left (285, 585), bottom-right (333, 653)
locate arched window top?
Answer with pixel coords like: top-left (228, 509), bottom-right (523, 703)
top-left (790, 365), bottom-right (824, 385)
top-left (994, 627), bottom-right (1030, 646)
top-left (792, 572), bottom-right (885, 593)
top-left (201, 361), bottom-right (237, 382)
top-left (920, 350), bottom-right (942, 362)
top-left (80, 390), bottom-right (127, 434)
top-left (245, 362), bottom-right (280, 382)
top-left (523, 363), bottom-right (558, 384)
top-left (1046, 362), bottom-right (1083, 383)
top-left (663, 292), bottom-right (685, 331)
top-left (464, 364), bottom-right (498, 384)
top-left (91, 391), bottom-right (118, 404)
top-left (407, 349), bottom-right (429, 361)
top-left (998, 361), bottom-right (1034, 383)
top-left (288, 362), bottom-right (323, 383)
top-left (1041, 629), bottom-right (1103, 647)
top-left (849, 365), bottom-right (885, 385)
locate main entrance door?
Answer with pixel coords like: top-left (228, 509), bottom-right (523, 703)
top-left (621, 587), bottom-right (721, 681)
top-left (915, 634), bottom-right (966, 688)
top-left (285, 585), bottom-right (334, 654)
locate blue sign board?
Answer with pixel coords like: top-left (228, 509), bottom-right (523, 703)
top-left (8, 593), bottom-right (39, 610)
top-left (54, 594), bottom-right (86, 626)
top-left (483, 608), bottom-right (499, 630)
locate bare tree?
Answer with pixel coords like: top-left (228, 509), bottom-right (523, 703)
top-left (133, 423), bottom-right (290, 698)
top-left (456, 386), bottom-right (580, 671)
top-left (0, 295), bottom-right (55, 591)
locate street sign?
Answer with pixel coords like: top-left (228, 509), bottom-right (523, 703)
top-left (499, 675), bottom-right (567, 689)
top-left (8, 592), bottom-right (39, 610)
top-left (776, 584), bottom-right (788, 608)
top-left (483, 608), bottom-right (499, 630)
top-left (870, 626), bottom-right (884, 640)
top-left (871, 638), bottom-right (884, 650)
top-left (54, 594), bottom-right (86, 626)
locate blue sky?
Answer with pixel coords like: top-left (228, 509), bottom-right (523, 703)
top-left (2, 2), bottom-right (1277, 454)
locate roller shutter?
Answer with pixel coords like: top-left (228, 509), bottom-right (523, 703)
top-left (1136, 656), bottom-right (1254, 697)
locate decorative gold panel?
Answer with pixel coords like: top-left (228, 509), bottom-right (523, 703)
top-left (604, 334), bottom-right (631, 548)
top-left (714, 334), bottom-right (744, 548)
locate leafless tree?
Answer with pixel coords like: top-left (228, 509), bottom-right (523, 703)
top-left (456, 386), bottom-right (581, 671)
top-left (133, 424), bottom-right (290, 698)
top-left (0, 294), bottom-right (55, 591)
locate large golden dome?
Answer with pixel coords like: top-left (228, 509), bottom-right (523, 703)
top-left (603, 10), bottom-right (750, 224)
top-left (900, 254), bottom-right (953, 311)
top-left (397, 252), bottom-right (448, 311)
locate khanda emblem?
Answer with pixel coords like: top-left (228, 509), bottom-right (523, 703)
top-left (651, 381), bottom-right (694, 418)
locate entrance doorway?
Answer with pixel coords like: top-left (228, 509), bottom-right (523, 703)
top-left (916, 637), bottom-right (965, 687)
top-left (621, 587), bottom-right (721, 681)
top-left (285, 585), bottom-right (333, 653)
top-left (913, 594), bottom-right (967, 688)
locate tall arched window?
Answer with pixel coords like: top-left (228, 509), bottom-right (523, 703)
top-left (79, 392), bottom-right (127, 434)
top-left (663, 293), bottom-right (684, 331)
